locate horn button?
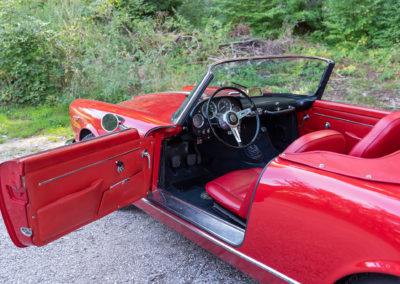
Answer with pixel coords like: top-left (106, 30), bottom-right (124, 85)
top-left (224, 111), bottom-right (239, 126)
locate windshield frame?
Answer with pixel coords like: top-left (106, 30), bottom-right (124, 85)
top-left (171, 55), bottom-right (335, 125)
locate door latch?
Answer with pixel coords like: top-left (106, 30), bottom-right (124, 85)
top-left (142, 150), bottom-right (151, 169)
top-left (299, 114), bottom-right (310, 127)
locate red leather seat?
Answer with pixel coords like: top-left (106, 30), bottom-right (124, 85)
top-left (206, 168), bottom-right (263, 219)
top-left (349, 111), bottom-right (400, 158)
top-left (205, 131), bottom-right (346, 219)
top-left (284, 129), bottom-right (346, 154)
top-left (205, 111), bottom-right (400, 218)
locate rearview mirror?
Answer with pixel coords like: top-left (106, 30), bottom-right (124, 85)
top-left (245, 87), bottom-right (262, 97)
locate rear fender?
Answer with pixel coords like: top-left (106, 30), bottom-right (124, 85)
top-left (329, 260), bottom-right (400, 283)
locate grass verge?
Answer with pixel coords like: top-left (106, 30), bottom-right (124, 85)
top-left (0, 105), bottom-right (73, 141)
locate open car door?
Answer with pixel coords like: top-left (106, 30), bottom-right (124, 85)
top-left (0, 129), bottom-right (153, 247)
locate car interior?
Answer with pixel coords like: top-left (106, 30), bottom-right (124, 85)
top-left (150, 88), bottom-right (400, 245)
top-left (148, 57), bottom-right (399, 245)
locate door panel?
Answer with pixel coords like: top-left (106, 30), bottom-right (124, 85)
top-left (297, 100), bottom-right (390, 151)
top-left (0, 129), bottom-right (154, 247)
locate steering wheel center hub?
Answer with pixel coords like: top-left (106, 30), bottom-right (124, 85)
top-left (225, 111), bottom-right (239, 126)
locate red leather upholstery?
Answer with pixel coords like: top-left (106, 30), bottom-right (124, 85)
top-left (284, 130), bottom-right (346, 154)
top-left (206, 168), bottom-right (263, 219)
top-left (349, 111), bottom-right (400, 158)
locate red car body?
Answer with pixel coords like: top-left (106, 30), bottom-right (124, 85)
top-left (1, 56), bottom-right (400, 284)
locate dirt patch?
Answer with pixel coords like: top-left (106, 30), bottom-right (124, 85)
top-left (0, 136), bottom-right (66, 163)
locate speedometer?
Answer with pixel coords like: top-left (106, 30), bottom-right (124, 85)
top-left (202, 101), bottom-right (217, 119)
top-left (218, 98), bottom-right (232, 113)
top-left (192, 114), bottom-right (204, 128)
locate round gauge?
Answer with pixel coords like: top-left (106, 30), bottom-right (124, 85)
top-left (202, 101), bottom-right (217, 119)
top-left (218, 98), bottom-right (232, 113)
top-left (192, 113), bottom-right (205, 128)
top-left (232, 106), bottom-right (241, 113)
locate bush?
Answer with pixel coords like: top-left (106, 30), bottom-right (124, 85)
top-left (209, 0), bottom-right (322, 38)
top-left (321, 0), bottom-right (400, 48)
top-left (0, 15), bottom-right (63, 105)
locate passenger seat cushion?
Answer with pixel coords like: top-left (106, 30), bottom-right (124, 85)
top-left (349, 111), bottom-right (400, 158)
top-left (206, 168), bottom-right (263, 219)
top-left (284, 130), bottom-right (346, 154)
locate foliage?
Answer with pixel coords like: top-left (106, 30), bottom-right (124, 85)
top-left (0, 3), bottom-right (63, 105)
top-left (0, 0), bottom-right (398, 112)
top-left (210, 0), bottom-right (322, 37)
top-left (320, 0), bottom-right (400, 48)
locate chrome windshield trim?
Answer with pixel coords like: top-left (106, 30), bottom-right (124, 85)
top-left (141, 197), bottom-right (300, 284)
top-left (314, 113), bottom-right (374, 127)
top-left (173, 71), bottom-right (213, 125)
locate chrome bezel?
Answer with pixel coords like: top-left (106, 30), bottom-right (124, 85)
top-left (202, 101), bottom-right (216, 119)
top-left (218, 98), bottom-right (232, 113)
top-left (192, 113), bottom-right (205, 128)
top-left (101, 113), bottom-right (119, 132)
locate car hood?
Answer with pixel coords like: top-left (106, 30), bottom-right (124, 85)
top-left (118, 92), bottom-right (189, 124)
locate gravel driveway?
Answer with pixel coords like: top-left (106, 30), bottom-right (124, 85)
top-left (0, 137), bottom-right (256, 283)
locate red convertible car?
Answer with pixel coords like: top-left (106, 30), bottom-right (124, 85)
top-left (1, 56), bottom-right (400, 284)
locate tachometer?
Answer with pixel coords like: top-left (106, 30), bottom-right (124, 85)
top-left (202, 101), bottom-right (217, 119)
top-left (192, 114), bottom-right (205, 128)
top-left (218, 98), bottom-right (232, 113)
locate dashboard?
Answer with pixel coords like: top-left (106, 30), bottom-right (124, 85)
top-left (189, 94), bottom-right (315, 138)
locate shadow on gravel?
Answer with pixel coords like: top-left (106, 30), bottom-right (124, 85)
top-left (119, 204), bottom-right (141, 212)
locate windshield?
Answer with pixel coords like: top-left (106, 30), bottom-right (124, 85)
top-left (210, 57), bottom-right (327, 96)
top-left (171, 56), bottom-right (332, 124)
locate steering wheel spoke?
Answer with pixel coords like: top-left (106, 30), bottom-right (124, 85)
top-left (237, 107), bottom-right (252, 119)
top-left (231, 126), bottom-right (242, 146)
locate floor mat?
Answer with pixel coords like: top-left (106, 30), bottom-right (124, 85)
top-left (172, 175), bottom-right (215, 190)
top-left (168, 185), bottom-right (214, 209)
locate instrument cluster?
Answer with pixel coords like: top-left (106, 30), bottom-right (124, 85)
top-left (191, 97), bottom-right (242, 138)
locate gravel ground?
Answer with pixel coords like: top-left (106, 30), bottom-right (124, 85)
top-left (0, 137), bottom-right (256, 283)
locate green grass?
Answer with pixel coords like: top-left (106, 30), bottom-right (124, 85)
top-left (0, 105), bottom-right (73, 141)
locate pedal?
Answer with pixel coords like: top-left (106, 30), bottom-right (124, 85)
top-left (171, 155), bottom-right (181, 168)
top-left (187, 154), bottom-right (196, 167)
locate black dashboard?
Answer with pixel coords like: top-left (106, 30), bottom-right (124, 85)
top-left (189, 94), bottom-right (315, 138)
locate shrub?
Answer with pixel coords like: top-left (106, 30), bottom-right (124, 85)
top-left (321, 0), bottom-right (400, 48)
top-left (0, 15), bottom-right (63, 105)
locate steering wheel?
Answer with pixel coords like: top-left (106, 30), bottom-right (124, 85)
top-left (206, 86), bottom-right (260, 149)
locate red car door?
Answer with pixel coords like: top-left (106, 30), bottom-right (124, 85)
top-left (0, 129), bottom-right (154, 248)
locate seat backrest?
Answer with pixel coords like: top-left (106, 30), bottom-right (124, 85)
top-left (284, 129), bottom-right (346, 154)
top-left (349, 111), bottom-right (400, 158)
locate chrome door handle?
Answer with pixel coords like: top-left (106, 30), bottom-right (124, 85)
top-left (142, 150), bottom-right (151, 169)
top-left (299, 114), bottom-right (310, 127)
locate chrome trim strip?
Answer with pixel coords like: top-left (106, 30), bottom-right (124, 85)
top-left (38, 147), bottom-right (141, 186)
top-left (148, 190), bottom-right (244, 246)
top-left (110, 177), bottom-right (130, 189)
top-left (314, 113), bottom-right (374, 127)
top-left (174, 71), bottom-right (213, 125)
top-left (141, 198), bottom-right (300, 284)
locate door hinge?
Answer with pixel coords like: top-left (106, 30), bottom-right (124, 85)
top-left (20, 227), bottom-right (32, 237)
